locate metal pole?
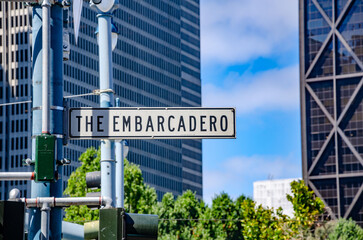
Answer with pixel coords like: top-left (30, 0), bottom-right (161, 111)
top-left (40, 202), bottom-right (51, 240)
top-left (42, 0), bottom-right (51, 134)
top-left (98, 13), bottom-right (115, 206)
top-left (23, 196), bottom-right (113, 208)
top-left (30, 5), bottom-right (51, 239)
top-left (30, 2), bottom-right (64, 239)
top-left (115, 98), bottom-right (124, 208)
top-left (0, 172), bottom-right (34, 180)
top-left (49, 4), bottom-right (64, 239)
top-left (115, 139), bottom-right (122, 208)
top-left (121, 141), bottom-right (125, 208)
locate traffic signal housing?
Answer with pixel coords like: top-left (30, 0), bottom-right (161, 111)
top-left (0, 201), bottom-right (25, 239)
top-left (98, 208), bottom-right (158, 240)
top-left (86, 171), bottom-right (101, 196)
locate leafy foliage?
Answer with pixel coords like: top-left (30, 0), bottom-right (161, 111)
top-left (157, 190), bottom-right (203, 239)
top-left (63, 147), bottom-right (100, 224)
top-left (63, 147), bottom-right (157, 224)
top-left (157, 180), bottom-right (326, 239)
top-left (328, 218), bottom-right (363, 240)
top-left (65, 149), bottom-right (335, 239)
top-left (123, 159), bottom-right (157, 214)
top-left (286, 180), bottom-right (325, 237)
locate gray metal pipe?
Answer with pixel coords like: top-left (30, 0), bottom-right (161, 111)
top-left (0, 0), bottom-right (40, 2)
top-left (0, 172), bottom-right (34, 181)
top-left (62, 221), bottom-right (84, 240)
top-left (2, 0), bottom-right (39, 1)
top-left (115, 140), bottom-right (123, 208)
top-left (41, 202), bottom-right (51, 240)
top-left (115, 98), bottom-right (124, 208)
top-left (23, 196), bottom-right (112, 208)
top-left (98, 12), bottom-right (116, 207)
top-left (42, 0), bottom-right (51, 134)
top-left (30, 5), bottom-right (51, 240)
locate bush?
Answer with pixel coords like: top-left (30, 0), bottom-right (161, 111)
top-left (328, 218), bottom-right (363, 240)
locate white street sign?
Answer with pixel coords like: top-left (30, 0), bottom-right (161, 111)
top-left (68, 107), bottom-right (235, 139)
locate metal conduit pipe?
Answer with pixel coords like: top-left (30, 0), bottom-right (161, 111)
top-left (0, 172), bottom-right (34, 181)
top-left (7, 0), bottom-right (39, 1)
top-left (0, 0), bottom-right (42, 3)
top-left (21, 196), bottom-right (112, 208)
top-left (41, 202), bottom-right (51, 240)
top-left (42, 0), bottom-right (51, 134)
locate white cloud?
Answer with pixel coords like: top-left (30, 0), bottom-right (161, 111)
top-left (202, 65), bottom-right (299, 115)
top-left (203, 154), bottom-right (301, 205)
top-left (201, 0), bottom-right (298, 65)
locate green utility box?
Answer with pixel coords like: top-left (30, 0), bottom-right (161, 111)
top-left (99, 208), bottom-right (158, 240)
top-left (35, 134), bottom-right (56, 182)
top-left (0, 201), bottom-right (25, 240)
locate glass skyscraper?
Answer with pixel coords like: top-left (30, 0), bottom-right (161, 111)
top-left (300, 0), bottom-right (363, 225)
top-left (0, 3), bottom-right (32, 200)
top-left (0, 0), bottom-right (202, 201)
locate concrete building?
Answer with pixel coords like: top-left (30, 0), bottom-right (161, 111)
top-left (0, 0), bottom-right (202, 200)
top-left (300, 0), bottom-right (363, 225)
top-left (253, 178), bottom-right (300, 217)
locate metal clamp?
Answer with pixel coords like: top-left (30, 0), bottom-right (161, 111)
top-left (32, 106), bottom-right (64, 111)
top-left (23, 158), bottom-right (35, 166)
top-left (50, 106), bottom-right (64, 111)
top-left (57, 158), bottom-right (71, 166)
top-left (93, 89), bottom-right (115, 95)
top-left (100, 159), bottom-right (116, 163)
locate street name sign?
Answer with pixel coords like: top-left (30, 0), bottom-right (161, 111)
top-left (68, 107), bottom-right (235, 139)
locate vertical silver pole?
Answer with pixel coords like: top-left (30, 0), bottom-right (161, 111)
top-left (42, 0), bottom-right (51, 134)
top-left (98, 13), bottom-right (115, 206)
top-left (40, 203), bottom-right (51, 240)
top-left (115, 139), bottom-right (123, 207)
top-left (120, 141), bottom-right (125, 207)
top-left (29, 5), bottom-right (51, 239)
top-left (115, 98), bottom-right (124, 208)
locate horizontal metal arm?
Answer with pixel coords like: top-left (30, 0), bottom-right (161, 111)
top-left (21, 196), bottom-right (112, 208)
top-left (0, 172), bottom-right (34, 180)
top-left (0, 0), bottom-right (40, 2)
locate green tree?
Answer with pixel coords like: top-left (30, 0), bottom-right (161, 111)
top-left (63, 150), bottom-right (329, 239)
top-left (63, 147), bottom-right (100, 224)
top-left (63, 147), bottom-right (157, 224)
top-left (123, 159), bottom-right (157, 214)
top-left (157, 192), bottom-right (176, 239)
top-left (210, 192), bottom-right (239, 239)
top-left (287, 180), bottom-right (325, 237)
top-left (157, 190), bottom-right (204, 240)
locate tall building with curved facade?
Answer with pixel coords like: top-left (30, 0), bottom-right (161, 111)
top-left (300, 0), bottom-right (363, 225)
top-left (0, 0), bottom-right (202, 200)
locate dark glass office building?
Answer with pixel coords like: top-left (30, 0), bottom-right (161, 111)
top-left (300, 0), bottom-right (363, 225)
top-left (0, 0), bottom-right (202, 200)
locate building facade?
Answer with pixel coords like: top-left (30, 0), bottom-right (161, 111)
top-left (0, 0), bottom-right (202, 200)
top-left (253, 178), bottom-right (301, 217)
top-left (0, 3), bottom-right (32, 200)
top-left (300, 0), bottom-right (363, 225)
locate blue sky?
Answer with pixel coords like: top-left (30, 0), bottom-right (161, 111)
top-left (200, 0), bottom-right (301, 204)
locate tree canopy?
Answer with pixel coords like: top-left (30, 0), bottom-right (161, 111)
top-left (63, 147), bottom-right (157, 224)
top-left (64, 148), bottom-right (363, 239)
